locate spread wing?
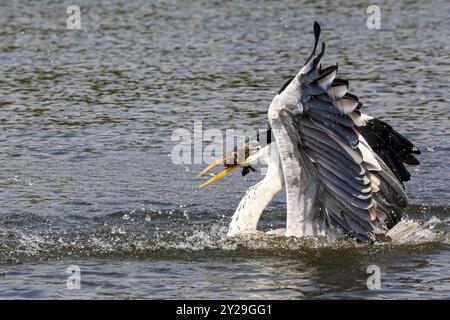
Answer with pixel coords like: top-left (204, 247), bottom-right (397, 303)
top-left (271, 22), bottom-right (418, 241)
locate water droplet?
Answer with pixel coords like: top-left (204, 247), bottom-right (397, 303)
top-left (145, 215), bottom-right (152, 222)
top-left (427, 145), bottom-right (437, 152)
top-left (122, 214), bottom-right (130, 220)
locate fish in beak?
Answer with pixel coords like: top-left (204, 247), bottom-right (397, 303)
top-left (195, 143), bottom-right (260, 188)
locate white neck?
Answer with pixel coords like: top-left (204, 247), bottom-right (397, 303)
top-left (227, 145), bottom-right (283, 236)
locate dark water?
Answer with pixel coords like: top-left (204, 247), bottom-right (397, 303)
top-left (0, 0), bottom-right (449, 299)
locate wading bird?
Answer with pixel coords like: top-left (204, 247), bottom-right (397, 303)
top-left (196, 22), bottom-right (421, 242)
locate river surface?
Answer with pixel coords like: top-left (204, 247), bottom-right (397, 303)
top-left (0, 0), bottom-right (449, 299)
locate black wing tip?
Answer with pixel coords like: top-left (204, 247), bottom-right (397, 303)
top-left (320, 41), bottom-right (326, 53)
top-left (314, 21), bottom-right (321, 35)
top-left (319, 64), bottom-right (338, 75)
top-left (305, 22), bottom-right (321, 66)
top-left (331, 78), bottom-right (349, 86)
top-left (309, 21), bottom-right (321, 55)
top-left (313, 21), bottom-right (321, 48)
top-left (313, 41), bottom-right (327, 67)
top-left (343, 92), bottom-right (359, 101)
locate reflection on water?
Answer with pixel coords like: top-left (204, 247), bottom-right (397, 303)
top-left (0, 0), bottom-right (449, 299)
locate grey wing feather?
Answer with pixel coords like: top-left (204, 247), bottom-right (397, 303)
top-left (275, 22), bottom-right (417, 241)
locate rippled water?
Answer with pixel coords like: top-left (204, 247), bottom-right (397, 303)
top-left (0, 0), bottom-right (449, 299)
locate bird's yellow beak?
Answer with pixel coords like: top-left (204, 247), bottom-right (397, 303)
top-left (196, 142), bottom-right (263, 188)
top-left (195, 151), bottom-right (242, 188)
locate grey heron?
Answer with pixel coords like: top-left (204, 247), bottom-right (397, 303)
top-left (196, 22), bottom-right (421, 243)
